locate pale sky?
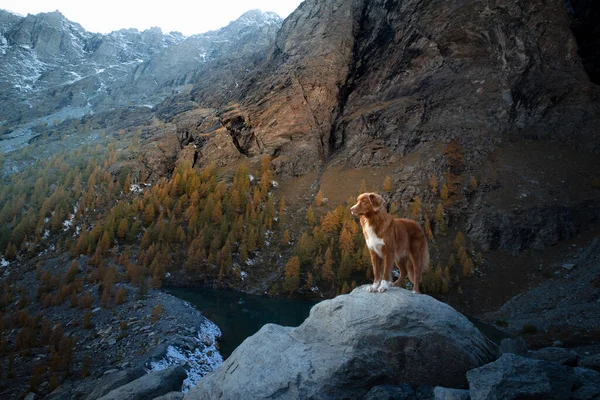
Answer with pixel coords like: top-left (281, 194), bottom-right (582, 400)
top-left (0, 0), bottom-right (304, 36)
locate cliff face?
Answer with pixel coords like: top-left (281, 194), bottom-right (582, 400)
top-left (202, 0), bottom-right (598, 176)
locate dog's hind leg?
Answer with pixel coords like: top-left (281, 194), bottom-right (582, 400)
top-left (409, 253), bottom-right (422, 294)
top-left (393, 258), bottom-right (408, 287)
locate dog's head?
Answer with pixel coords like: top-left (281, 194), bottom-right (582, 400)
top-left (350, 192), bottom-right (385, 217)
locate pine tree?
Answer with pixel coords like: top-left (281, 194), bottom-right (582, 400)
top-left (389, 202), bottom-right (399, 216)
top-left (117, 218), bottom-right (129, 240)
top-left (440, 183), bottom-right (449, 201)
top-left (280, 229), bottom-right (290, 246)
top-left (306, 272), bottom-right (314, 290)
top-left (383, 176), bottom-right (392, 193)
top-left (341, 281), bottom-right (351, 294)
top-left (410, 197), bottom-right (422, 220)
top-left (435, 204), bottom-right (447, 235)
top-left (315, 190), bottom-right (324, 206)
top-left (430, 174), bottom-right (438, 195)
top-left (143, 203), bottom-right (155, 225)
top-left (424, 216), bottom-right (434, 241)
top-left (339, 226), bottom-right (354, 254)
top-left (211, 199), bottom-right (222, 224)
top-left (64, 261), bottom-right (79, 284)
top-left (322, 247), bottom-right (334, 283)
top-left (453, 232), bottom-right (466, 251)
top-left (306, 206), bottom-right (315, 225)
top-left (470, 176), bottom-right (478, 190)
top-left (123, 175), bottom-right (131, 194)
top-left (283, 256), bottom-right (301, 295)
top-left (5, 242), bottom-right (17, 260)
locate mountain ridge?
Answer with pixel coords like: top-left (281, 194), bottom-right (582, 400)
top-left (0, 8), bottom-right (282, 149)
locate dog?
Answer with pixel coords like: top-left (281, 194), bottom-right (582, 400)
top-left (350, 192), bottom-right (429, 293)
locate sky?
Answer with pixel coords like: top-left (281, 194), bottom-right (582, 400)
top-left (0, 0), bottom-right (304, 36)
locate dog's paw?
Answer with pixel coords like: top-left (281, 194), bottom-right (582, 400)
top-left (368, 281), bottom-right (380, 292)
top-left (411, 290), bottom-right (416, 294)
top-left (377, 281), bottom-right (390, 293)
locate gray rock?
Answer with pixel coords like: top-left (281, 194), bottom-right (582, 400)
top-left (467, 353), bottom-right (600, 400)
top-left (103, 369), bottom-right (119, 375)
top-left (528, 347), bottom-right (579, 366)
top-left (415, 386), bottom-right (434, 400)
top-left (185, 286), bottom-right (496, 399)
top-left (580, 354), bottom-right (600, 372)
top-left (363, 384), bottom-right (415, 400)
top-left (571, 367), bottom-right (600, 400)
top-left (433, 387), bottom-right (470, 400)
top-left (24, 393), bottom-right (37, 400)
top-left (85, 367), bottom-right (146, 400)
top-left (152, 392), bottom-right (184, 400)
top-left (98, 365), bottom-right (186, 400)
top-left (562, 263), bottom-right (576, 270)
top-left (498, 338), bottom-right (528, 356)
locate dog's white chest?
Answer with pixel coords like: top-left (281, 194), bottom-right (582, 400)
top-left (364, 222), bottom-right (385, 258)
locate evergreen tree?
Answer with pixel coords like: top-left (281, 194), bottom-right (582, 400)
top-left (315, 190), bottom-right (324, 206)
top-left (280, 229), bottom-right (290, 246)
top-left (424, 216), bottom-right (434, 241)
top-left (440, 183), bottom-right (449, 201)
top-left (383, 176), bottom-right (392, 193)
top-left (306, 206), bottom-right (315, 225)
top-left (283, 256), bottom-right (300, 295)
top-left (430, 174), bottom-right (438, 195)
top-left (321, 247), bottom-right (334, 283)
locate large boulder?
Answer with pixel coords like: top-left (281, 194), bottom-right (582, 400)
top-left (98, 365), bottom-right (187, 400)
top-left (467, 353), bottom-right (600, 400)
top-left (185, 286), bottom-right (496, 399)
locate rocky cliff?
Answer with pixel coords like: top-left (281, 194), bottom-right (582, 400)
top-left (197, 0), bottom-right (599, 175)
top-left (0, 9), bottom-right (281, 145)
top-left (172, 0), bottom-right (600, 256)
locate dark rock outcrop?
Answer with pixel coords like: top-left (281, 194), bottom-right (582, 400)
top-left (185, 286), bottom-right (496, 399)
top-left (151, 393), bottom-right (184, 400)
top-left (433, 387), bottom-right (471, 400)
top-left (467, 353), bottom-right (600, 400)
top-left (85, 367), bottom-right (146, 400)
top-left (202, 0), bottom-right (599, 176)
top-left (528, 347), bottom-right (579, 366)
top-left (363, 384), bottom-right (417, 400)
top-left (98, 365), bottom-right (187, 400)
top-left (580, 354), bottom-right (600, 372)
top-left (485, 238), bottom-right (600, 340)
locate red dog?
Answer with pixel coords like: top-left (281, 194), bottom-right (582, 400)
top-left (350, 193), bottom-right (429, 293)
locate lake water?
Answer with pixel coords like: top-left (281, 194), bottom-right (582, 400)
top-left (167, 287), bottom-right (317, 358)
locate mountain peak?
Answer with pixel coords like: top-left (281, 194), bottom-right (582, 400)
top-left (235, 9), bottom-right (282, 26)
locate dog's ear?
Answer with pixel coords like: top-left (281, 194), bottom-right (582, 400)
top-left (368, 193), bottom-right (383, 210)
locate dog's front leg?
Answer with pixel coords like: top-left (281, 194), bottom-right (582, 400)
top-left (368, 251), bottom-right (382, 292)
top-left (378, 253), bottom-right (395, 293)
